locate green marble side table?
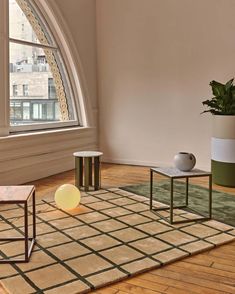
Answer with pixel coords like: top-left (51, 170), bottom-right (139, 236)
top-left (73, 151), bottom-right (103, 192)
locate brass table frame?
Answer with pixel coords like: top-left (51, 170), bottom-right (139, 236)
top-left (0, 187), bottom-right (36, 263)
top-left (150, 168), bottom-right (212, 224)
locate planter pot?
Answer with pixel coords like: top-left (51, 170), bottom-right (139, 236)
top-left (212, 115), bottom-right (235, 187)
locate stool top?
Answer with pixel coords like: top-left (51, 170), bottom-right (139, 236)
top-left (73, 151), bottom-right (103, 158)
top-left (0, 186), bottom-right (35, 203)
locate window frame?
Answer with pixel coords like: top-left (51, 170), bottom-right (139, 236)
top-left (0, 0), bottom-right (9, 136)
top-left (3, 0), bottom-right (85, 135)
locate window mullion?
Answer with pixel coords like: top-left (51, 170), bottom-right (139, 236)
top-left (9, 37), bottom-right (58, 51)
top-left (0, 0), bottom-right (10, 136)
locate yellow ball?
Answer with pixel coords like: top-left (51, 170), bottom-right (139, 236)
top-left (55, 184), bottom-right (81, 210)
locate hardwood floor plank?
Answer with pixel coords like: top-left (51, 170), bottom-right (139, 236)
top-left (212, 262), bottom-right (235, 273)
top-left (95, 289), bottom-right (129, 294)
top-left (150, 267), bottom-right (235, 293)
top-left (123, 278), bottom-right (167, 292)
top-left (207, 250), bottom-right (235, 261)
top-left (110, 281), bottom-right (164, 294)
top-left (164, 286), bottom-right (199, 294)
top-left (228, 242), bottom-right (235, 247)
top-left (165, 263), bottom-right (235, 287)
top-left (208, 245), bottom-right (235, 255)
top-left (93, 288), bottom-right (118, 294)
top-left (184, 253), bottom-right (235, 267)
top-left (137, 272), bottom-right (225, 294)
top-left (172, 260), bottom-right (235, 280)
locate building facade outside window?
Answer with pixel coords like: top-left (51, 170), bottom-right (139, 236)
top-left (12, 84), bottom-right (18, 96)
top-left (23, 84), bottom-right (28, 96)
top-left (8, 0), bottom-right (79, 131)
top-left (48, 78), bottom-right (56, 99)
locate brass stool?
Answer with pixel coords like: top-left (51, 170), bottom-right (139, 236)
top-left (73, 151), bottom-right (103, 191)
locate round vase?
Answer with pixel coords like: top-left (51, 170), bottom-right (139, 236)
top-left (174, 152), bottom-right (196, 172)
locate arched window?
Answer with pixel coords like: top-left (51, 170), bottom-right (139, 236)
top-left (9, 0), bottom-right (80, 131)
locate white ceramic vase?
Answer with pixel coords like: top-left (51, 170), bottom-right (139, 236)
top-left (174, 152), bottom-right (196, 172)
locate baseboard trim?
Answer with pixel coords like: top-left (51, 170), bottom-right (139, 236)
top-left (102, 157), bottom-right (210, 171)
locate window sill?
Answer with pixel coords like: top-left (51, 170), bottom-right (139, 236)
top-left (0, 125), bottom-right (94, 140)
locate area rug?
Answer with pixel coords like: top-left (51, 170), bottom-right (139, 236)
top-left (121, 181), bottom-right (235, 226)
top-left (0, 188), bottom-right (234, 294)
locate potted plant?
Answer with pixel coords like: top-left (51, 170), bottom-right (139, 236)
top-left (202, 78), bottom-right (235, 187)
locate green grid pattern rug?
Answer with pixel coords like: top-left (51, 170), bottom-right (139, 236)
top-left (0, 188), bottom-right (234, 293)
top-left (121, 181), bottom-right (235, 226)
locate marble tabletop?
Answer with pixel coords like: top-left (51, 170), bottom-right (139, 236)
top-left (73, 151), bottom-right (103, 158)
top-left (151, 167), bottom-right (211, 178)
top-left (0, 186), bottom-right (35, 202)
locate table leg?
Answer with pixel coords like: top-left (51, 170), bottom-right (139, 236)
top-left (209, 174), bottom-right (212, 219)
top-left (150, 170), bottom-right (153, 210)
top-left (186, 177), bottom-right (189, 206)
top-left (75, 157), bottom-right (83, 188)
top-left (94, 156), bottom-right (100, 190)
top-left (89, 158), bottom-right (92, 186)
top-left (32, 191), bottom-right (36, 239)
top-left (24, 202), bottom-right (29, 262)
top-left (84, 158), bottom-right (90, 192)
top-left (170, 178), bottom-right (174, 224)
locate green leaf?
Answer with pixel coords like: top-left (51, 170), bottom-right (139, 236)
top-left (210, 80), bottom-right (225, 97)
top-left (202, 78), bottom-right (235, 115)
top-left (225, 78), bottom-right (234, 91)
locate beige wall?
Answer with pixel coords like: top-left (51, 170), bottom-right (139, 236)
top-left (48, 0), bottom-right (98, 111)
top-left (96, 0), bottom-right (235, 170)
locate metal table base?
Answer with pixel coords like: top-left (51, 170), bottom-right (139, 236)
top-left (0, 189), bottom-right (36, 263)
top-left (150, 168), bottom-right (212, 225)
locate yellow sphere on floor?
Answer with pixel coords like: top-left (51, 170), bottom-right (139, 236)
top-left (55, 184), bottom-right (81, 210)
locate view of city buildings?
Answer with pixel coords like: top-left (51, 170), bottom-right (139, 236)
top-left (9, 0), bottom-right (60, 125)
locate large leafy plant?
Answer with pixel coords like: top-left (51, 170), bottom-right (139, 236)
top-left (202, 78), bottom-right (235, 115)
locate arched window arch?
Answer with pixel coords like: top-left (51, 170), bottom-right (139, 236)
top-left (9, 0), bottom-right (81, 131)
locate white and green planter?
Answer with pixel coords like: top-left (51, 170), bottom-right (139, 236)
top-left (211, 115), bottom-right (235, 187)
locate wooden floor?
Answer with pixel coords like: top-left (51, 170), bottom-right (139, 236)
top-left (1, 163), bottom-right (235, 294)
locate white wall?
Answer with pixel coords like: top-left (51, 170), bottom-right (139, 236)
top-left (96, 0), bottom-right (235, 170)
